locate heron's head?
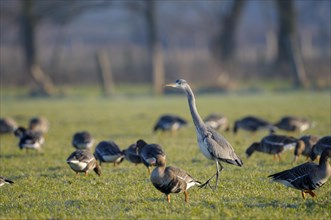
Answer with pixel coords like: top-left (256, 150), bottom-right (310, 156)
top-left (164, 79), bottom-right (188, 89)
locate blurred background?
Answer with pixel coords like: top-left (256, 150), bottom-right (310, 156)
top-left (1, 0), bottom-right (330, 97)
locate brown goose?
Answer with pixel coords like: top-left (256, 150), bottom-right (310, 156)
top-left (123, 143), bottom-right (142, 165)
top-left (66, 149), bottom-right (101, 176)
top-left (0, 176), bottom-right (14, 187)
top-left (29, 116), bottom-right (49, 134)
top-left (274, 116), bottom-right (314, 132)
top-left (268, 148), bottom-right (331, 199)
top-left (246, 134), bottom-right (304, 161)
top-left (310, 136), bottom-right (331, 161)
top-left (136, 139), bottom-right (166, 174)
top-left (72, 131), bottom-right (94, 149)
top-left (293, 135), bottom-right (320, 163)
top-left (153, 114), bottom-right (187, 133)
top-left (204, 113), bottom-right (230, 131)
top-left (94, 141), bottom-right (125, 166)
top-left (233, 116), bottom-right (276, 134)
top-left (150, 154), bottom-right (201, 203)
top-left (0, 117), bottom-right (17, 135)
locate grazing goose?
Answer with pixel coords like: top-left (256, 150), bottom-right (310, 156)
top-left (0, 117), bottom-right (17, 135)
top-left (204, 113), bottom-right (230, 131)
top-left (66, 149), bottom-right (101, 176)
top-left (165, 79), bottom-right (243, 190)
top-left (246, 134), bottom-right (304, 161)
top-left (72, 131), bottom-right (94, 149)
top-left (14, 127), bottom-right (44, 152)
top-left (153, 114), bottom-right (187, 133)
top-left (94, 141), bottom-right (125, 166)
top-left (233, 116), bottom-right (276, 134)
top-left (293, 135), bottom-right (320, 163)
top-left (268, 148), bottom-right (331, 199)
top-left (123, 143), bottom-right (142, 165)
top-left (29, 116), bottom-right (49, 134)
top-left (274, 116), bottom-right (314, 132)
top-left (0, 176), bottom-right (14, 187)
top-left (151, 154), bottom-right (201, 203)
top-left (136, 139), bottom-right (166, 174)
top-left (310, 136), bottom-right (331, 161)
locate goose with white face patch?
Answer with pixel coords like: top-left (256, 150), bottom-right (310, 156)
top-left (165, 79), bottom-right (243, 190)
top-left (246, 134), bottom-right (304, 161)
top-left (94, 141), bottom-right (125, 166)
top-left (150, 153), bottom-right (201, 203)
top-left (268, 148), bottom-right (331, 199)
top-left (66, 149), bottom-right (101, 176)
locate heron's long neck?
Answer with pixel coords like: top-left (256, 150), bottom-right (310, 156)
top-left (185, 86), bottom-right (207, 133)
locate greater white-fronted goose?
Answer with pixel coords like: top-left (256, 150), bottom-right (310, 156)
top-left (310, 136), bottom-right (331, 161)
top-left (123, 143), bottom-right (142, 165)
top-left (72, 131), bottom-right (94, 149)
top-left (246, 134), bottom-right (304, 161)
top-left (0, 117), bottom-right (17, 135)
top-left (204, 113), bottom-right (230, 131)
top-left (151, 154), bottom-right (201, 203)
top-left (29, 116), bottom-right (49, 134)
top-left (0, 176), bottom-right (14, 187)
top-left (268, 148), bottom-right (331, 199)
top-left (293, 135), bottom-right (320, 163)
top-left (14, 126), bottom-right (44, 152)
top-left (153, 114), bottom-right (187, 133)
top-left (233, 116), bottom-right (276, 134)
top-left (66, 149), bottom-right (101, 176)
top-left (94, 141), bottom-right (125, 166)
top-left (136, 139), bottom-right (166, 174)
top-left (274, 116), bottom-right (315, 132)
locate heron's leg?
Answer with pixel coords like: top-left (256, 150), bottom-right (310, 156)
top-left (199, 160), bottom-right (222, 190)
top-left (214, 161), bottom-right (223, 190)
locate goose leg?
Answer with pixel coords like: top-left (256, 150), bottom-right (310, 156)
top-left (184, 190), bottom-right (188, 202)
top-left (301, 191), bottom-right (306, 199)
top-left (306, 190), bottom-right (316, 198)
top-left (166, 194), bottom-right (170, 203)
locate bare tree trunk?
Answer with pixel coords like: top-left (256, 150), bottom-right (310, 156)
top-left (214, 0), bottom-right (246, 61)
top-left (21, 0), bottom-right (56, 96)
top-left (96, 50), bottom-right (114, 97)
top-left (276, 0), bottom-right (308, 88)
top-left (145, 0), bottom-right (164, 95)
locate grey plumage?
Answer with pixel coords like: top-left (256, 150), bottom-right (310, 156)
top-left (153, 114), bottom-right (187, 133)
top-left (268, 148), bottom-right (331, 199)
top-left (204, 113), bottom-right (230, 131)
top-left (165, 79), bottom-right (242, 190)
top-left (123, 143), bottom-right (142, 165)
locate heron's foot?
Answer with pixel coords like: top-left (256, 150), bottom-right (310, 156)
top-left (198, 180), bottom-right (212, 189)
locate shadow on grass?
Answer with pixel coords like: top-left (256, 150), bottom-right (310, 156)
top-left (0, 152), bottom-right (43, 159)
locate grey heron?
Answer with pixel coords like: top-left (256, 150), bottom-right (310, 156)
top-left (268, 148), bottom-right (331, 199)
top-left (165, 79), bottom-right (243, 189)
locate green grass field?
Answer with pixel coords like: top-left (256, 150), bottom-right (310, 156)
top-left (0, 91), bottom-right (330, 219)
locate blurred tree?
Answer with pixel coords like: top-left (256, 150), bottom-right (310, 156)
top-left (125, 0), bottom-right (164, 95)
top-left (2, 0), bottom-right (112, 96)
top-left (275, 0), bottom-right (308, 88)
top-left (212, 0), bottom-right (246, 61)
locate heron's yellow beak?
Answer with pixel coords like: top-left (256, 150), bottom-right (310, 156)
top-left (164, 83), bottom-right (177, 88)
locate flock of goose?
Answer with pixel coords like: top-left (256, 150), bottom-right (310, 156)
top-left (1, 79), bottom-right (330, 203)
